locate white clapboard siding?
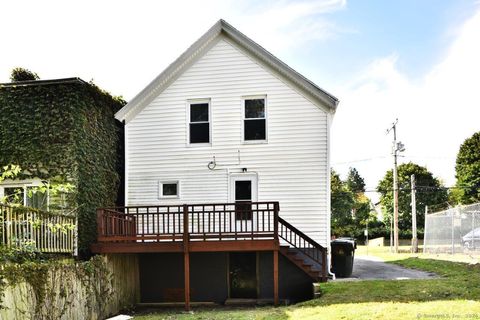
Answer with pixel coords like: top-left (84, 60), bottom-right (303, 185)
top-left (126, 36), bottom-right (330, 246)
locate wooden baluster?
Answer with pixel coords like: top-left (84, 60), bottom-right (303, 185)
top-left (171, 207), bottom-right (175, 241)
top-left (212, 205), bottom-right (215, 234)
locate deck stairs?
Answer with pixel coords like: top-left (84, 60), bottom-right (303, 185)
top-left (279, 246), bottom-right (324, 282)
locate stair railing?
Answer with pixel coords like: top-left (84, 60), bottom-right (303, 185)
top-left (278, 217), bottom-right (327, 280)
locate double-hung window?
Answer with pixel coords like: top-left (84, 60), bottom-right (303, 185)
top-left (189, 100), bottom-right (210, 144)
top-left (244, 97), bottom-right (266, 141)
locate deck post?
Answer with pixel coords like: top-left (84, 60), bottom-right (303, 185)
top-left (273, 248), bottom-right (279, 306)
top-left (273, 202), bottom-right (279, 241)
top-left (322, 247), bottom-right (327, 281)
top-left (183, 204), bottom-right (190, 311)
top-left (96, 209), bottom-right (104, 239)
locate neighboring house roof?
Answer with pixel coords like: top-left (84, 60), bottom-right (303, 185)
top-left (0, 77), bottom-right (88, 87)
top-left (116, 19), bottom-right (339, 123)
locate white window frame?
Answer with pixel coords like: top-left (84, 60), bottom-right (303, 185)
top-left (242, 95), bottom-right (268, 144)
top-left (0, 179), bottom-right (49, 208)
top-left (187, 98), bottom-right (211, 147)
top-left (158, 180), bottom-right (180, 199)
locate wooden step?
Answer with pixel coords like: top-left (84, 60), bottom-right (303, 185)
top-left (279, 247), bottom-right (319, 282)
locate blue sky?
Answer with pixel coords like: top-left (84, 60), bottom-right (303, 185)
top-left (290, 0), bottom-right (477, 87)
top-left (1, 0), bottom-right (479, 201)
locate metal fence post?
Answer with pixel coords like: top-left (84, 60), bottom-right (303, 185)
top-left (451, 208), bottom-right (455, 255)
top-left (423, 206), bottom-right (428, 254)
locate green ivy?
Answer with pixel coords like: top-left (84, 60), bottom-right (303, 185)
top-left (0, 254), bottom-right (114, 318)
top-left (0, 80), bottom-right (125, 256)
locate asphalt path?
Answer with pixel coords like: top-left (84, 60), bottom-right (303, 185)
top-left (334, 255), bottom-right (437, 281)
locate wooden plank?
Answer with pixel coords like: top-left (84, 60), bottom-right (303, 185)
top-left (90, 242), bottom-right (183, 253)
top-left (189, 240), bottom-right (276, 252)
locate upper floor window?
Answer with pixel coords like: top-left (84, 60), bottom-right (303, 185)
top-left (244, 97), bottom-right (266, 141)
top-left (189, 100), bottom-right (210, 144)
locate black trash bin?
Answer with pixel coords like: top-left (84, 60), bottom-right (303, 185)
top-left (331, 238), bottom-right (357, 278)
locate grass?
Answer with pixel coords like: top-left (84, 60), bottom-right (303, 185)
top-left (132, 247), bottom-right (480, 320)
top-left (357, 245), bottom-right (480, 264)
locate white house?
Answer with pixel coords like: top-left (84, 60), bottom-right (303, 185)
top-left (115, 19), bottom-right (338, 248)
top-left (101, 20), bottom-right (338, 306)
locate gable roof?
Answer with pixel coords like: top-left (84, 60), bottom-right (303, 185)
top-left (116, 19), bottom-right (339, 123)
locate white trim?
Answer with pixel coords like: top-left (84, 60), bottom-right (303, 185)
top-left (115, 20), bottom-right (338, 123)
top-left (229, 173), bottom-right (258, 202)
top-left (0, 178), bottom-right (46, 207)
top-left (158, 180), bottom-right (181, 199)
top-left (242, 95), bottom-right (268, 144)
top-left (124, 123), bottom-right (129, 206)
top-left (326, 112), bottom-right (332, 253)
top-left (186, 98), bottom-right (212, 147)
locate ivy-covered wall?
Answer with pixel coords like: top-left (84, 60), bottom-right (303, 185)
top-left (0, 78), bottom-right (125, 256)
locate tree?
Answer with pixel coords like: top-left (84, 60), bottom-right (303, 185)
top-left (377, 162), bottom-right (448, 232)
top-left (346, 167), bottom-right (366, 193)
top-left (330, 169), bottom-right (355, 236)
top-left (10, 67), bottom-right (39, 82)
top-left (454, 131), bottom-right (480, 204)
top-left (331, 168), bottom-right (386, 240)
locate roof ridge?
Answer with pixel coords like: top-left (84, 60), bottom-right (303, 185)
top-left (115, 19), bottom-right (338, 123)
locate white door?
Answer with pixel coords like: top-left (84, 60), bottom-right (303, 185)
top-left (230, 174), bottom-right (258, 234)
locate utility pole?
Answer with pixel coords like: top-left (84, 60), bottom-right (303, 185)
top-left (387, 119), bottom-right (404, 253)
top-left (411, 174), bottom-right (418, 253)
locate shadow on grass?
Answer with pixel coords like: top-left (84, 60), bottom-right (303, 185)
top-left (130, 258), bottom-right (479, 319)
top-left (299, 257), bottom-right (480, 308)
top-left (132, 305), bottom-right (290, 320)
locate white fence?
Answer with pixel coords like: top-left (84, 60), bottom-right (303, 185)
top-left (424, 203), bottom-right (480, 254)
top-left (0, 203), bottom-right (77, 254)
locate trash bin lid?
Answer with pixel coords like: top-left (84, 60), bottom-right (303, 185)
top-left (331, 238), bottom-right (357, 249)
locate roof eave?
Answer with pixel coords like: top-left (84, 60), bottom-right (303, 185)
top-left (116, 19), bottom-right (339, 122)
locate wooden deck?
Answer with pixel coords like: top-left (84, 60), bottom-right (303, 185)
top-left (91, 202), bottom-right (327, 310)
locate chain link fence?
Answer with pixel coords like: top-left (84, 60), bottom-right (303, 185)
top-left (424, 203), bottom-right (480, 254)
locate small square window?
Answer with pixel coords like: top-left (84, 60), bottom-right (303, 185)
top-left (159, 181), bottom-right (179, 198)
top-left (244, 98), bottom-right (266, 141)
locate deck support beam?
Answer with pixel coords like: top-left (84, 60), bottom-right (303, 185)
top-left (183, 204), bottom-right (190, 311)
top-left (273, 203), bottom-right (279, 306)
top-left (273, 249), bottom-right (279, 306)
top-left (184, 251), bottom-right (190, 311)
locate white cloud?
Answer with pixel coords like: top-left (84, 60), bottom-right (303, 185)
top-left (331, 8), bottom-right (480, 199)
top-left (0, 0), bottom-right (346, 99)
top-left (237, 0), bottom-right (347, 52)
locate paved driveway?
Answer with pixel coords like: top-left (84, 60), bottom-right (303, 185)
top-left (334, 255), bottom-right (437, 281)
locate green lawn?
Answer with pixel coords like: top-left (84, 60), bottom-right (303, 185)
top-left (133, 248), bottom-right (480, 320)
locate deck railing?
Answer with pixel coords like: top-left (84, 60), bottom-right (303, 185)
top-left (97, 202), bottom-right (279, 242)
top-left (0, 203), bottom-right (76, 253)
top-left (278, 216), bottom-right (327, 277)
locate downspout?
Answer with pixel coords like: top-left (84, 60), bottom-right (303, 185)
top-left (326, 111), bottom-right (336, 280)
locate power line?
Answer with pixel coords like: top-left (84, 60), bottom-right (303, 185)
top-left (335, 185), bottom-right (479, 194)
